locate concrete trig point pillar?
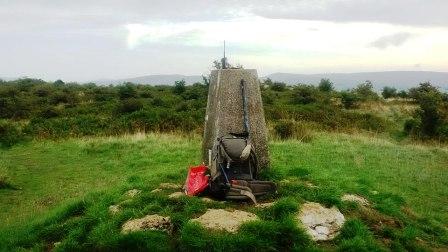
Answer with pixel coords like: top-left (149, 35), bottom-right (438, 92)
top-left (202, 69), bottom-right (270, 170)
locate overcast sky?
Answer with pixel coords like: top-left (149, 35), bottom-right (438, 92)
top-left (1, 0), bottom-right (447, 82)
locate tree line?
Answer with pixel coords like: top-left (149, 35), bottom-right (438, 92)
top-left (1, 77), bottom-right (447, 147)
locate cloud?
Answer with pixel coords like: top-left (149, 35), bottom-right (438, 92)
top-left (369, 32), bottom-right (414, 49)
top-left (1, 0), bottom-right (448, 81)
top-left (250, 0), bottom-right (448, 27)
top-left (2, 0), bottom-right (448, 28)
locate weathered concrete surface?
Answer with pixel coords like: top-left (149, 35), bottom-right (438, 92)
top-left (202, 69), bottom-right (269, 172)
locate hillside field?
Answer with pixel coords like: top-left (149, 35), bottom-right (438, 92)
top-left (1, 132), bottom-right (447, 251)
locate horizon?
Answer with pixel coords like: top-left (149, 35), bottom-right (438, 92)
top-left (3, 70), bottom-right (448, 84)
top-left (1, 1), bottom-right (448, 82)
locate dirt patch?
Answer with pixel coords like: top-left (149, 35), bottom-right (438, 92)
top-left (192, 209), bottom-right (258, 233)
top-left (121, 214), bottom-right (171, 234)
top-left (342, 194), bottom-right (370, 206)
top-left (298, 202), bottom-right (345, 241)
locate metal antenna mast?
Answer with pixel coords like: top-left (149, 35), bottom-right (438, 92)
top-left (221, 40), bottom-right (227, 69)
top-left (223, 40), bottom-right (226, 59)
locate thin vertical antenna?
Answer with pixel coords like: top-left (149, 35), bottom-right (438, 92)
top-left (221, 40), bottom-right (227, 69)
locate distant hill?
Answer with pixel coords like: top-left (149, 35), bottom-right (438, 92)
top-left (4, 71), bottom-right (448, 91)
top-left (95, 74), bottom-right (203, 85)
top-left (265, 71), bottom-right (448, 91)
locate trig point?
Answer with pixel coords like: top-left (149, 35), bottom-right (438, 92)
top-left (202, 46), bottom-right (269, 171)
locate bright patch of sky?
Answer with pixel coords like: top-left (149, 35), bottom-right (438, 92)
top-left (0, 0), bottom-right (447, 81)
top-left (126, 16), bottom-right (448, 74)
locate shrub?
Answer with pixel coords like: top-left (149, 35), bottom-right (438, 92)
top-left (318, 78), bottom-right (334, 92)
top-left (354, 81), bottom-right (379, 101)
top-left (270, 81), bottom-right (287, 92)
top-left (117, 99), bottom-right (143, 114)
top-left (340, 91), bottom-right (360, 109)
top-left (0, 121), bottom-right (24, 147)
top-left (118, 83), bottom-right (137, 99)
top-left (38, 107), bottom-right (60, 119)
top-left (382, 86), bottom-right (397, 99)
top-left (274, 120), bottom-right (295, 139)
top-left (173, 80), bottom-right (186, 94)
top-left (404, 118), bottom-right (420, 136)
top-left (397, 90), bottom-right (408, 98)
top-left (291, 85), bottom-right (319, 105)
top-left (50, 91), bottom-right (70, 105)
top-left (274, 120), bottom-right (313, 141)
top-left (406, 82), bottom-right (448, 140)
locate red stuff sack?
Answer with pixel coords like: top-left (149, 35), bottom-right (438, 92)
top-left (185, 164), bottom-right (209, 196)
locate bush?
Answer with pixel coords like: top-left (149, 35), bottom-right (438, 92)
top-left (382, 86), bottom-right (397, 99)
top-left (38, 107), bottom-right (60, 119)
top-left (318, 78), bottom-right (334, 92)
top-left (274, 120), bottom-right (295, 139)
top-left (270, 82), bottom-right (287, 92)
top-left (404, 118), bottom-right (420, 136)
top-left (173, 80), bottom-right (186, 94)
top-left (291, 85), bottom-right (319, 105)
top-left (354, 81), bottom-right (379, 101)
top-left (118, 83), bottom-right (137, 99)
top-left (340, 91), bottom-right (360, 109)
top-left (117, 99), bottom-right (143, 114)
top-left (0, 121), bottom-right (24, 147)
top-left (274, 120), bottom-right (313, 141)
top-left (406, 82), bottom-right (448, 140)
top-left (397, 90), bottom-right (408, 98)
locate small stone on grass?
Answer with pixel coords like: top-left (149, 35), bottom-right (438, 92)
top-left (298, 202), bottom-right (345, 241)
top-left (121, 214), bottom-right (171, 234)
top-left (192, 209), bottom-right (258, 233)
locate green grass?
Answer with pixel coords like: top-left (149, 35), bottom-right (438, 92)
top-left (0, 132), bottom-right (447, 251)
